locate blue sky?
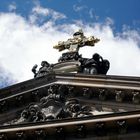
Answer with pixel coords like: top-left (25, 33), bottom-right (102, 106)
top-left (0, 0), bottom-right (140, 88)
top-left (0, 0), bottom-right (140, 31)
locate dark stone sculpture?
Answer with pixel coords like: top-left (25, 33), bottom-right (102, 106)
top-left (58, 52), bottom-right (82, 62)
top-left (32, 64), bottom-right (38, 77)
top-left (79, 53), bottom-right (110, 75)
top-left (32, 30), bottom-right (110, 77)
top-left (7, 86), bottom-right (93, 124)
top-left (32, 61), bottom-right (53, 78)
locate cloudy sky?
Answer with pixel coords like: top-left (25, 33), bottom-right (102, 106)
top-left (0, 0), bottom-right (140, 88)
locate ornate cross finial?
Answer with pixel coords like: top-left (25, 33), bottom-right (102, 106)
top-left (53, 29), bottom-right (100, 52)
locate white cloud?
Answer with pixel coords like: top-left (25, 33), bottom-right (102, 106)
top-left (32, 5), bottom-right (50, 16)
top-left (0, 12), bottom-right (69, 83)
top-left (0, 8), bottom-right (140, 86)
top-left (8, 3), bottom-right (16, 12)
top-left (31, 5), bottom-right (66, 23)
top-left (89, 8), bottom-right (99, 20)
top-left (73, 4), bottom-right (87, 12)
top-left (0, 64), bottom-right (16, 88)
